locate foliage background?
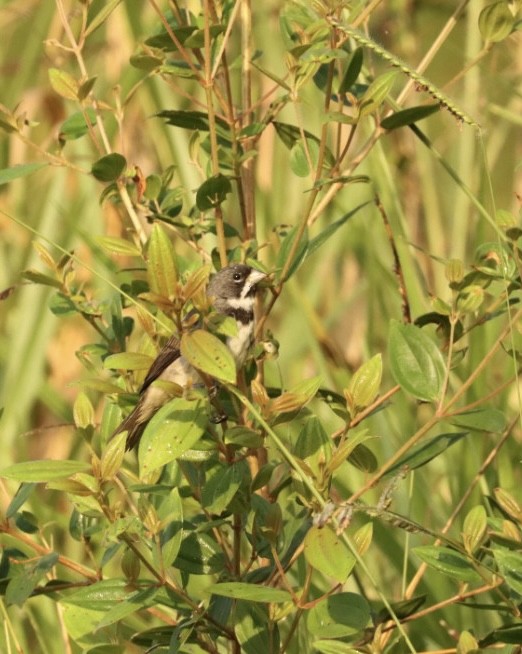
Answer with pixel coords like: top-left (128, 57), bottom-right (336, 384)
top-left (0, 0), bottom-right (521, 652)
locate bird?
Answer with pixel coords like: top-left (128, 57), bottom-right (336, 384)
top-left (113, 264), bottom-right (266, 450)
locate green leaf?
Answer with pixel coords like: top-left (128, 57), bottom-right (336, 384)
top-left (327, 429), bottom-right (375, 475)
top-left (235, 602), bottom-right (280, 654)
top-left (345, 353), bottom-right (382, 414)
top-left (289, 138), bottom-right (320, 177)
top-left (59, 108), bottom-right (97, 141)
top-left (206, 582), bottom-right (291, 603)
top-left (91, 153), bottom-right (126, 182)
top-left (158, 110), bottom-right (230, 138)
top-left (138, 398), bottom-right (208, 474)
top-left (493, 549), bottom-right (522, 595)
top-left (413, 546), bottom-right (482, 582)
top-left (97, 235), bottom-right (141, 257)
top-left (359, 70), bottom-right (398, 117)
top-left (339, 47), bottom-right (364, 94)
top-left (389, 320), bottom-right (446, 402)
top-left (381, 104), bottom-right (440, 130)
top-left (5, 553), bottom-right (59, 606)
top-left (462, 505), bottom-right (487, 554)
top-left (307, 592), bottom-right (370, 638)
top-left (6, 483), bottom-right (37, 519)
top-left (449, 408), bottom-right (506, 432)
top-left (130, 53), bottom-right (164, 72)
top-left (22, 269), bottom-right (62, 289)
top-left (196, 173), bottom-right (232, 211)
top-left (479, 1), bottom-right (515, 42)
top-left (61, 579), bottom-right (130, 609)
top-left (304, 526), bottom-right (355, 582)
top-left (48, 68), bottom-right (78, 100)
top-left (96, 586), bottom-right (159, 628)
top-left (103, 352), bottom-right (154, 371)
top-left (73, 391), bottom-right (95, 429)
top-left (100, 431), bottom-right (126, 480)
top-left (201, 463), bottom-right (244, 513)
top-left (0, 162), bottom-right (47, 186)
top-left (0, 460), bottom-right (90, 482)
top-left (385, 432), bottom-right (469, 475)
top-left (85, 0), bottom-right (124, 37)
top-left (480, 623), bottom-right (522, 647)
top-left (181, 329), bottom-right (236, 384)
top-left (276, 225), bottom-right (309, 281)
top-left (154, 488), bottom-right (183, 568)
top-left (174, 531), bottom-right (225, 574)
top-left (147, 223), bottom-right (178, 296)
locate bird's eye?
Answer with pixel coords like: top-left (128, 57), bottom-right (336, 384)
top-left (233, 272), bottom-right (243, 282)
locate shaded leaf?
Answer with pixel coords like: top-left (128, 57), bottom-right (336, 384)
top-left (381, 104), bottom-right (440, 130)
top-left (59, 108), bottom-right (97, 141)
top-left (174, 531), bottom-right (225, 574)
top-left (91, 153), bottom-right (126, 182)
top-left (196, 174), bottom-right (232, 211)
top-left (339, 47), bottom-right (364, 94)
top-left (307, 592), bottom-right (370, 638)
top-left (385, 432), bottom-right (469, 475)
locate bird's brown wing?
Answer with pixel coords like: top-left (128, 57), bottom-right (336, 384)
top-left (140, 335), bottom-right (182, 392)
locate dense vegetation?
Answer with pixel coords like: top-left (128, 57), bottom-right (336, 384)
top-left (1, 1), bottom-right (521, 652)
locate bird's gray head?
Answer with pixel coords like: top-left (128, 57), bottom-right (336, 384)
top-left (207, 264), bottom-right (266, 305)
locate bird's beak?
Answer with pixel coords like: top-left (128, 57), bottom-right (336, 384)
top-left (248, 269), bottom-right (267, 286)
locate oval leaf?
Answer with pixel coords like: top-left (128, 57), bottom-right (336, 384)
top-left (479, 1), bottom-right (514, 42)
top-left (304, 526), bottom-right (355, 582)
top-left (196, 173), bottom-right (232, 211)
top-left (389, 320), bottom-right (445, 402)
top-left (138, 398), bottom-right (208, 475)
top-left (181, 330), bottom-right (236, 384)
top-left (345, 353), bottom-right (382, 414)
top-left (103, 352), bottom-right (154, 371)
top-left (49, 68), bottom-right (78, 100)
top-left (91, 153), bottom-right (126, 182)
top-left (307, 592), bottom-right (370, 638)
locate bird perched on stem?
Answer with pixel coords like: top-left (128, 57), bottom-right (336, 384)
top-left (113, 264), bottom-right (266, 450)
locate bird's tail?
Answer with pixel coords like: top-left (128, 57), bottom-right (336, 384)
top-left (113, 406), bottom-right (147, 451)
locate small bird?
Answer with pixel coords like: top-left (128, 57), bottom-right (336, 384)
top-left (113, 264), bottom-right (266, 450)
